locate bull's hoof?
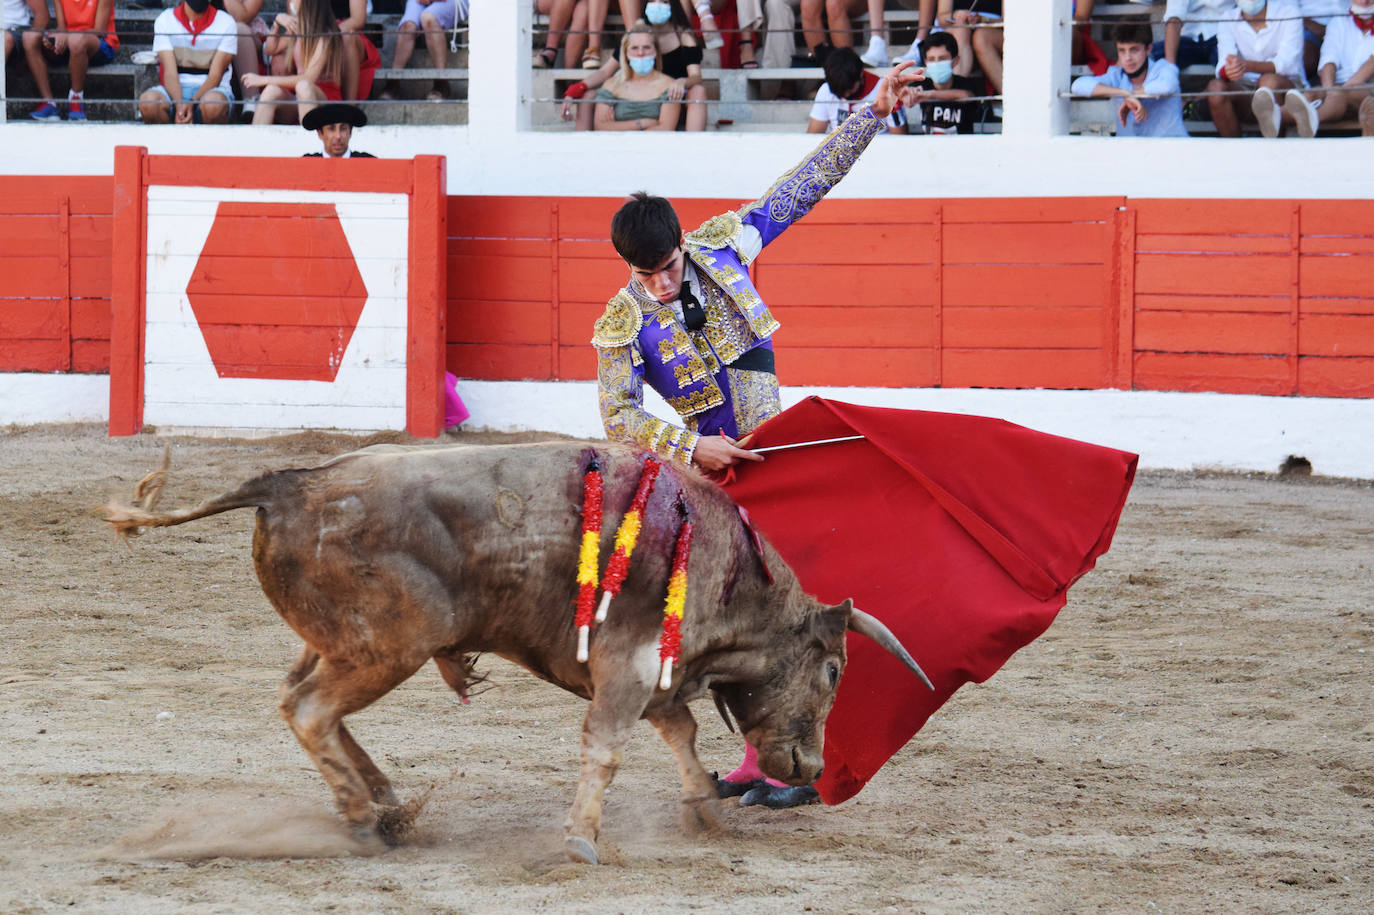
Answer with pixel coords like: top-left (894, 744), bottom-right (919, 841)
top-left (711, 773), bottom-right (764, 799)
top-left (374, 804), bottom-right (414, 845)
top-left (679, 795), bottom-right (724, 835)
top-left (738, 784), bottom-right (819, 809)
top-left (564, 835), bottom-right (599, 865)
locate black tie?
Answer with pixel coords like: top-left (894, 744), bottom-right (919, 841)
top-left (680, 281), bottom-right (707, 331)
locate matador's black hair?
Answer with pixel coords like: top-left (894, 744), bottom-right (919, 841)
top-left (611, 191), bottom-right (682, 270)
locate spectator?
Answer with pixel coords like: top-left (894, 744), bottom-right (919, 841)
top-left (30, 0), bottom-right (119, 121)
top-left (1283, 1), bottom-right (1374, 136)
top-left (244, 0), bottom-right (358, 124)
top-left (534, 0), bottom-right (589, 68)
top-left (592, 23), bottom-right (683, 130)
top-left (217, 0), bottom-right (269, 116)
top-left (1072, 21), bottom-right (1189, 136)
top-left (906, 29), bottom-right (981, 133)
top-left (385, 0), bottom-right (468, 101)
top-left (933, 0), bottom-right (1000, 80)
top-left (738, 0), bottom-right (802, 69)
top-left (138, 0), bottom-right (236, 124)
top-left (582, 0), bottom-right (641, 68)
top-left (1302, 0), bottom-right (1354, 75)
top-left (1207, 0), bottom-right (1305, 137)
top-left (331, 0), bottom-right (380, 101)
top-left (565, 7), bottom-right (704, 130)
top-left (1158, 0), bottom-right (1237, 69)
top-left (807, 44), bottom-right (907, 132)
top-left (796, 1), bottom-right (886, 65)
top-left (302, 102), bottom-right (375, 156)
top-left (6, 0), bottom-right (53, 120)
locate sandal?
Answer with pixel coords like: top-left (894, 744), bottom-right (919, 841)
top-left (739, 36), bottom-right (758, 69)
top-left (581, 46), bottom-right (601, 69)
top-left (427, 80), bottom-right (451, 102)
top-left (533, 48), bottom-right (557, 69)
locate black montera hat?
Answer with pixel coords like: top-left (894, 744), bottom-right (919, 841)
top-left (302, 103), bottom-right (367, 131)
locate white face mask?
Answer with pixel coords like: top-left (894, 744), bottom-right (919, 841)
top-left (1353, 2), bottom-right (1374, 15)
top-left (1237, 0), bottom-right (1266, 14)
top-left (645, 1), bottom-right (672, 25)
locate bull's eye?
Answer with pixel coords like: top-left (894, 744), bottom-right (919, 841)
top-left (826, 661), bottom-right (839, 688)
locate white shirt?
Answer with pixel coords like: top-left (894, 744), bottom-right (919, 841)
top-left (1164, 0), bottom-right (1239, 42)
top-left (1215, 2), bottom-right (1307, 85)
top-left (1318, 12), bottom-right (1374, 83)
top-left (152, 7), bottom-right (238, 95)
top-left (808, 75), bottom-right (906, 133)
top-left (3, 0), bottom-right (33, 28)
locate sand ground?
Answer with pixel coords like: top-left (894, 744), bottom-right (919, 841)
top-left (1, 424), bottom-right (1370, 913)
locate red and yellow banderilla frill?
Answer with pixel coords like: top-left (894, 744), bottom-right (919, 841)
top-left (596, 457), bottom-right (661, 623)
top-left (658, 499), bottom-right (693, 690)
top-left (573, 457), bottom-right (603, 662)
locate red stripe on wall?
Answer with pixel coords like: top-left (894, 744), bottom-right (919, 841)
top-left (4, 183), bottom-right (1374, 400)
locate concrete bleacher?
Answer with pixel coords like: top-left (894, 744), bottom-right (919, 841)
top-left (2, 0), bottom-right (469, 124)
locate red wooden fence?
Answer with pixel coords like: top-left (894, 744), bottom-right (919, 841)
top-left (3, 177), bottom-right (1372, 399)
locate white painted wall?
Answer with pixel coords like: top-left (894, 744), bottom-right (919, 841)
top-left (1, 0), bottom-right (1371, 200)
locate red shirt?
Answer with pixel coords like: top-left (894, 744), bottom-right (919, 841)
top-left (61, 0), bottom-right (119, 50)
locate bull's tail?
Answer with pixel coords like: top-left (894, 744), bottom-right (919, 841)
top-left (105, 448), bottom-right (278, 541)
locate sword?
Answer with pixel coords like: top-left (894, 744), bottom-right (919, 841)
top-left (750, 434), bottom-right (865, 454)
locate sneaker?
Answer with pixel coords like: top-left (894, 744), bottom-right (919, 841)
top-left (1284, 91), bottom-right (1318, 137)
top-left (30, 101), bottom-right (60, 121)
top-left (1360, 96), bottom-right (1374, 137)
top-left (860, 34), bottom-right (888, 68)
top-left (893, 42), bottom-right (922, 65)
top-left (67, 95), bottom-right (86, 121)
top-left (1251, 86), bottom-right (1280, 138)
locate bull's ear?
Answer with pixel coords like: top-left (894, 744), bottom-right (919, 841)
top-left (811, 598), bottom-right (851, 645)
top-left (847, 605), bottom-right (935, 691)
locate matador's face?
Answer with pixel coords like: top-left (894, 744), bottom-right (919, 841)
top-left (631, 245), bottom-right (687, 304)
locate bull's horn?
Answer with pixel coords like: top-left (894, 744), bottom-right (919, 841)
top-left (848, 608), bottom-right (935, 691)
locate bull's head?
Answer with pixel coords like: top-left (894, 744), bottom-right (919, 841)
top-left (713, 596), bottom-right (931, 786)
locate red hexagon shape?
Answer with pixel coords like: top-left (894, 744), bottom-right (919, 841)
top-left (186, 202), bottom-right (369, 381)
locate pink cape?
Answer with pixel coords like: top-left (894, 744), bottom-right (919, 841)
top-left (721, 398), bottom-right (1137, 804)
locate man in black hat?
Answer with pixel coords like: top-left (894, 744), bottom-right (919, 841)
top-left (302, 103), bottom-right (375, 158)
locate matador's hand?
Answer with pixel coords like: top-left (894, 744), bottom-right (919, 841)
top-left (872, 61), bottom-right (923, 118)
top-left (693, 433), bottom-right (763, 472)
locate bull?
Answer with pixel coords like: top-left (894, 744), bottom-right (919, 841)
top-left (105, 441), bottom-right (926, 864)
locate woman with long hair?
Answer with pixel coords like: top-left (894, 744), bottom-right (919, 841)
top-left (243, 0), bottom-right (359, 125)
top-left (592, 23), bottom-right (682, 130)
top-left (567, 5), bottom-right (706, 130)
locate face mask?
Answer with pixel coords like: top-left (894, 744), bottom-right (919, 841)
top-left (1237, 0), bottom-right (1266, 14)
top-left (1125, 59), bottom-right (1148, 80)
top-left (1353, 3), bottom-right (1374, 14)
top-left (185, 0), bottom-right (211, 13)
top-left (645, 1), bottom-right (672, 25)
top-left (629, 55), bottom-right (656, 76)
top-left (927, 59), bottom-right (954, 84)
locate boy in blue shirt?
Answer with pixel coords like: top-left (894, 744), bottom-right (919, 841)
top-left (1072, 21), bottom-right (1190, 137)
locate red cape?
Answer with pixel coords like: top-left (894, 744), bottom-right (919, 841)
top-left (721, 398), bottom-right (1137, 804)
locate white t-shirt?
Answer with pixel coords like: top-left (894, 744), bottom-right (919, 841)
top-left (808, 72), bottom-right (906, 133)
top-left (152, 6), bottom-right (238, 95)
top-left (1163, 0), bottom-right (1239, 42)
top-left (1215, 2), bottom-right (1307, 85)
top-left (3, 0), bottom-right (33, 28)
top-left (1318, 13), bottom-right (1374, 84)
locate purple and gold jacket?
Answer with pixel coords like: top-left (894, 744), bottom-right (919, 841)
top-left (593, 105), bottom-right (885, 464)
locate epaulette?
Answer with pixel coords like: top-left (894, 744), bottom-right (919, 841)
top-left (591, 291), bottom-right (643, 348)
top-left (685, 210), bottom-right (743, 252)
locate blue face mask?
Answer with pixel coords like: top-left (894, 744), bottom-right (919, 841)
top-left (1237, 0), bottom-right (1266, 14)
top-left (629, 55), bottom-right (656, 76)
top-left (927, 59), bottom-right (954, 84)
top-left (645, 1), bottom-right (672, 25)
